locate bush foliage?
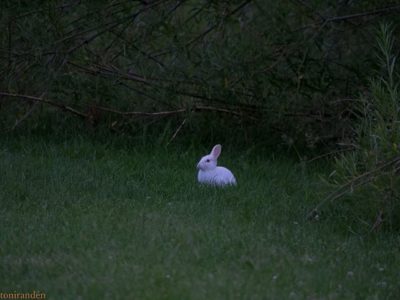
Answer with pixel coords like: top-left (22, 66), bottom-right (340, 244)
top-left (1, 1), bottom-right (400, 146)
top-left (309, 24), bottom-right (400, 230)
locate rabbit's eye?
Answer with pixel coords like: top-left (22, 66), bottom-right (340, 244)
top-left (206, 159), bottom-right (210, 162)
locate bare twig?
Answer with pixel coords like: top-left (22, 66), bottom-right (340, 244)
top-left (12, 0), bottom-right (81, 20)
top-left (290, 0), bottom-right (325, 22)
top-left (194, 105), bottom-right (246, 118)
top-left (186, 0), bottom-right (252, 47)
top-left (92, 104), bottom-right (252, 119)
top-left (10, 101), bottom-right (39, 131)
top-left (167, 118), bottom-right (187, 145)
top-left (152, 0), bottom-right (252, 58)
top-left (0, 92), bottom-right (88, 118)
top-left (67, 0), bottom-right (167, 54)
top-left (371, 210), bottom-right (384, 232)
top-left (68, 61), bottom-right (264, 111)
top-left (91, 105), bottom-right (186, 116)
top-left (300, 4), bottom-right (400, 31)
top-left (323, 5), bottom-right (400, 24)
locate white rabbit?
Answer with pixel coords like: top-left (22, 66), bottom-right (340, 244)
top-left (197, 144), bottom-right (237, 186)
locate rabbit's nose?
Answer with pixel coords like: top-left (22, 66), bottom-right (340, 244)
top-left (196, 163), bottom-right (201, 169)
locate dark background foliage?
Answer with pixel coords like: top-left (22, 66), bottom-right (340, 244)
top-left (1, 1), bottom-right (400, 148)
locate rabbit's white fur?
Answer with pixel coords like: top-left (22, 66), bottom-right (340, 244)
top-left (197, 144), bottom-right (237, 186)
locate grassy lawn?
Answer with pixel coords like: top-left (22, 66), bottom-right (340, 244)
top-left (1, 136), bottom-right (399, 299)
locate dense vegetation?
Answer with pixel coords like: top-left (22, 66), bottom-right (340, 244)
top-left (1, 1), bottom-right (399, 146)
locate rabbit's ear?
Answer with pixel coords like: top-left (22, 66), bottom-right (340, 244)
top-left (211, 144), bottom-right (222, 159)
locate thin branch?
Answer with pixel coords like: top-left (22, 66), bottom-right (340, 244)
top-left (300, 4), bottom-right (400, 31)
top-left (11, 0), bottom-right (81, 20)
top-left (186, 0), bottom-right (252, 47)
top-left (91, 105), bottom-right (186, 116)
top-left (92, 104), bottom-right (251, 118)
top-left (152, 0), bottom-right (252, 58)
top-left (0, 92), bottom-right (88, 118)
top-left (167, 118), bottom-right (187, 145)
top-left (69, 61), bottom-right (264, 111)
top-left (194, 105), bottom-right (245, 118)
top-left (290, 0), bottom-right (325, 22)
top-left (60, 1), bottom-right (134, 38)
top-left (323, 4), bottom-right (400, 24)
top-left (10, 101), bottom-right (39, 131)
top-left (67, 0), bottom-right (167, 54)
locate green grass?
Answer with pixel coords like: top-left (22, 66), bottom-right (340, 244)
top-left (1, 136), bottom-right (399, 299)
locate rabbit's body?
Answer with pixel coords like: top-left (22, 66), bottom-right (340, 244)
top-left (196, 144), bottom-right (237, 186)
top-left (198, 166), bottom-right (236, 186)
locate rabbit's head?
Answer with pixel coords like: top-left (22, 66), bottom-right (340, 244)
top-left (197, 144), bottom-right (221, 171)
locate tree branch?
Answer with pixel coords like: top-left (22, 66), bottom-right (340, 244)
top-left (0, 92), bottom-right (88, 118)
